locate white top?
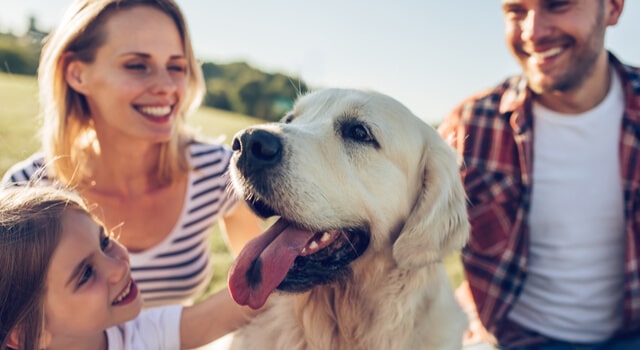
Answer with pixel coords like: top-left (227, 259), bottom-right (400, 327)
top-left (508, 71), bottom-right (626, 342)
top-left (105, 305), bottom-right (183, 350)
top-left (2, 141), bottom-right (238, 308)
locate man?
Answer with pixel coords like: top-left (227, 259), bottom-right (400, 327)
top-left (439, 0), bottom-right (640, 348)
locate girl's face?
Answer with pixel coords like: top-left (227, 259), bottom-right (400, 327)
top-left (66, 5), bottom-right (188, 146)
top-left (42, 209), bottom-right (142, 343)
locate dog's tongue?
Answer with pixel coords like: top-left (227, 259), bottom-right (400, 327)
top-left (228, 217), bottom-right (314, 309)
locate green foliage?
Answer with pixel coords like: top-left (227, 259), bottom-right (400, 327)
top-left (201, 61), bottom-right (309, 121)
top-left (0, 34), bottom-right (40, 75)
top-left (0, 25), bottom-right (310, 121)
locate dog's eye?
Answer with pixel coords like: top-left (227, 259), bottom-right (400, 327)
top-left (343, 123), bottom-right (375, 144)
top-left (281, 113), bottom-right (295, 124)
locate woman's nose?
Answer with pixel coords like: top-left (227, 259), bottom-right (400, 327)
top-left (150, 69), bottom-right (179, 95)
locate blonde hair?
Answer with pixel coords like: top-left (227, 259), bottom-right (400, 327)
top-left (0, 186), bottom-right (90, 350)
top-left (38, 0), bottom-right (205, 187)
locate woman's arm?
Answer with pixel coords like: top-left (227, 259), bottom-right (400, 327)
top-left (219, 200), bottom-right (264, 256)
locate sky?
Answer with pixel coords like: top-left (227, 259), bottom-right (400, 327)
top-left (1, 0), bottom-right (639, 125)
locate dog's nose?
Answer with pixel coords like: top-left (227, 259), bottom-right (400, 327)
top-left (233, 129), bottom-right (283, 173)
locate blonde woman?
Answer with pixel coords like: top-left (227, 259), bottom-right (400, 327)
top-left (2, 0), bottom-right (263, 309)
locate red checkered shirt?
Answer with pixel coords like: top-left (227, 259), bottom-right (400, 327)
top-left (439, 53), bottom-right (640, 345)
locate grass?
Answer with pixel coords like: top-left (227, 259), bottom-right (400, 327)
top-left (0, 72), bottom-right (464, 297)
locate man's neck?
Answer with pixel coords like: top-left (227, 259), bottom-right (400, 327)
top-left (535, 52), bottom-right (612, 115)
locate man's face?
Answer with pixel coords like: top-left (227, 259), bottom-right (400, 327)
top-left (501, 0), bottom-right (611, 94)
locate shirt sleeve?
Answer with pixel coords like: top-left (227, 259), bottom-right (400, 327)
top-left (124, 305), bottom-right (184, 350)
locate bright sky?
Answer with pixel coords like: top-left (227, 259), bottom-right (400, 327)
top-left (1, 0), bottom-right (639, 124)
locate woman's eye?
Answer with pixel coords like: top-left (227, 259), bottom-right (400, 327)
top-left (78, 265), bottom-right (94, 287)
top-left (168, 64), bottom-right (187, 73)
top-left (125, 63), bottom-right (149, 72)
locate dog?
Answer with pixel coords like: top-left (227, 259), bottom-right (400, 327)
top-left (227, 88), bottom-right (469, 349)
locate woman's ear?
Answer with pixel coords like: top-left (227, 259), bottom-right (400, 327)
top-left (65, 57), bottom-right (90, 95)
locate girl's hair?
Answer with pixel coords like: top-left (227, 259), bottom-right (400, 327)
top-left (0, 186), bottom-right (90, 350)
top-left (38, 0), bottom-right (205, 187)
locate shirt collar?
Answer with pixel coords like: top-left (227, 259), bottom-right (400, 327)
top-left (498, 51), bottom-right (640, 129)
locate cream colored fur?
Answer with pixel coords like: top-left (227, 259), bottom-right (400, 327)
top-left (229, 88), bottom-right (469, 350)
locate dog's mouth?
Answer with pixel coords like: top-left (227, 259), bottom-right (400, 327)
top-left (228, 199), bottom-right (370, 310)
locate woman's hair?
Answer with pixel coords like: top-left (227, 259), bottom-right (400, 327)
top-left (38, 0), bottom-right (205, 187)
top-left (0, 186), bottom-right (89, 350)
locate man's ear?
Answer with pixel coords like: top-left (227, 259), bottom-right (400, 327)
top-left (65, 57), bottom-right (90, 95)
top-left (605, 0), bottom-right (624, 26)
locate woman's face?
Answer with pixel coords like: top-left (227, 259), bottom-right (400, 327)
top-left (66, 5), bottom-right (188, 146)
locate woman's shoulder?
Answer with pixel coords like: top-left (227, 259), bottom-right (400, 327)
top-left (1, 152), bottom-right (49, 184)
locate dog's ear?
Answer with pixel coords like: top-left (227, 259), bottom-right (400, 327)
top-left (392, 133), bottom-right (469, 269)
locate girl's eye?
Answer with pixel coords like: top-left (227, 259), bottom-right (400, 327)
top-left (78, 264), bottom-right (94, 287)
top-left (100, 235), bottom-right (112, 251)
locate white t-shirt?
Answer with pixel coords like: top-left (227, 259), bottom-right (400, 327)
top-left (508, 70), bottom-right (626, 342)
top-left (105, 305), bottom-right (182, 350)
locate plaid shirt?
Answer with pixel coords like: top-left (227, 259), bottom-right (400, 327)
top-left (439, 53), bottom-right (640, 346)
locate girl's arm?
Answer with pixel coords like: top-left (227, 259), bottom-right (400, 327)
top-left (179, 287), bottom-right (261, 349)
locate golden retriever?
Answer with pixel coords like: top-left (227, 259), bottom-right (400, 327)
top-left (227, 88), bottom-right (469, 350)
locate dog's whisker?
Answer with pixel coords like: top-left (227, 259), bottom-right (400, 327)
top-left (341, 231), bottom-right (361, 256)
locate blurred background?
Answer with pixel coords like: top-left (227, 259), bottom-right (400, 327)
top-left (1, 0), bottom-right (639, 125)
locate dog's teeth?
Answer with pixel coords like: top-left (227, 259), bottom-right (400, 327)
top-left (301, 247), bottom-right (307, 254)
top-left (309, 241), bottom-right (319, 250)
top-left (320, 232), bottom-right (331, 242)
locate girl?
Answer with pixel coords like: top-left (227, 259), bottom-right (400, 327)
top-left (0, 185), bottom-right (257, 350)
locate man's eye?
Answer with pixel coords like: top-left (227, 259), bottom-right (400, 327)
top-left (502, 5), bottom-right (527, 19)
top-left (547, 1), bottom-right (570, 12)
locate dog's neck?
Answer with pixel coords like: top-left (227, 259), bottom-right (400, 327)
top-left (288, 263), bottom-right (440, 349)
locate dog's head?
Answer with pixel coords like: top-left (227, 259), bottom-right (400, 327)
top-left (228, 88), bottom-right (469, 309)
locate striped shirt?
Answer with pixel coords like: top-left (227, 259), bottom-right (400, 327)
top-left (2, 141), bottom-right (237, 308)
top-left (438, 53), bottom-right (640, 346)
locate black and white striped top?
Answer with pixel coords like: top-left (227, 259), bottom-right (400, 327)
top-left (2, 141), bottom-right (237, 308)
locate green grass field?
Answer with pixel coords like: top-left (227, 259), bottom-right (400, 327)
top-left (0, 72), bottom-right (463, 296)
